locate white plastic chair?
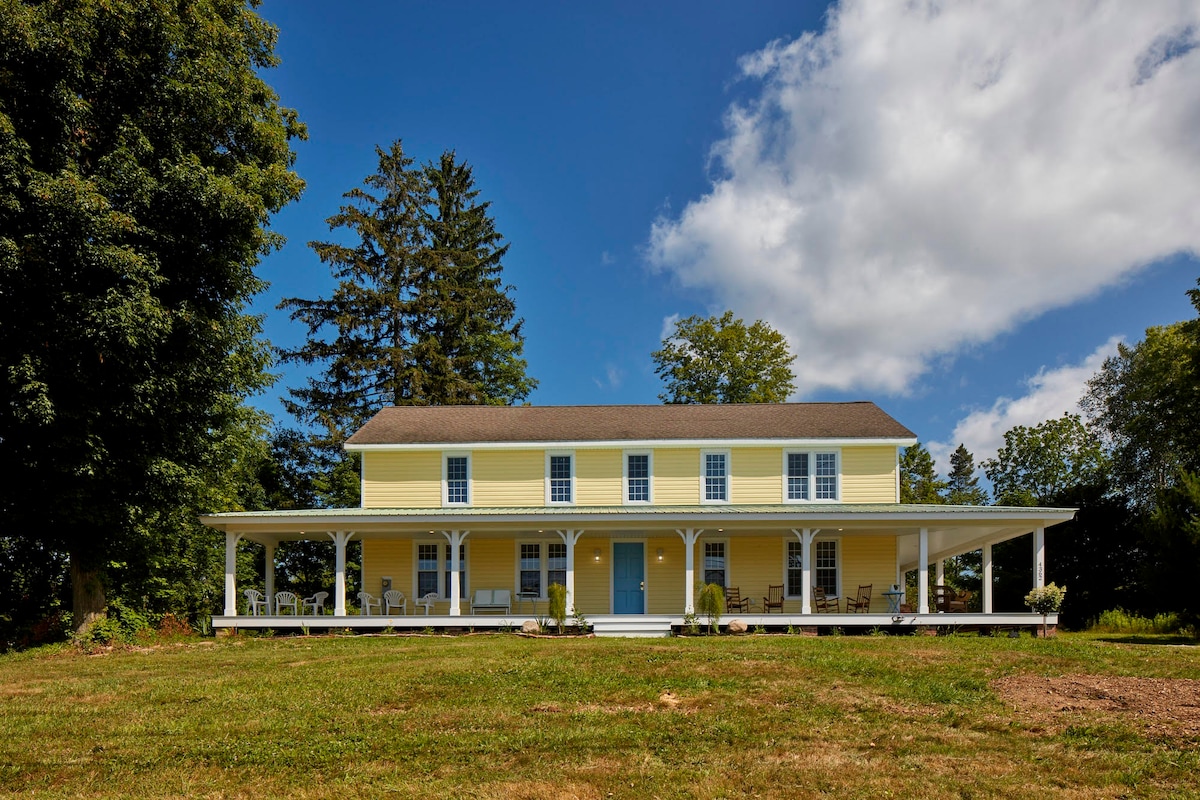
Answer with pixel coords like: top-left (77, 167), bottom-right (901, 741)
top-left (383, 589), bottom-right (406, 615)
top-left (274, 591), bottom-right (299, 615)
top-left (357, 591), bottom-right (382, 616)
top-left (244, 589), bottom-right (269, 616)
top-left (301, 591), bottom-right (328, 615)
top-left (417, 593), bottom-right (438, 615)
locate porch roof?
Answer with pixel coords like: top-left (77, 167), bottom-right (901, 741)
top-left (200, 503), bottom-right (1074, 563)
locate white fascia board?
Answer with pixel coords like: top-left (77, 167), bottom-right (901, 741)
top-left (345, 437), bottom-right (918, 452)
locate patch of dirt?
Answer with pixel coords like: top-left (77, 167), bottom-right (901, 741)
top-left (993, 674), bottom-right (1200, 739)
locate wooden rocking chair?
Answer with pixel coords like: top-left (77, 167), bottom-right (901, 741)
top-left (763, 584), bottom-right (784, 613)
top-left (846, 584), bottom-right (872, 613)
top-left (724, 587), bottom-right (750, 613)
top-left (812, 586), bottom-right (839, 613)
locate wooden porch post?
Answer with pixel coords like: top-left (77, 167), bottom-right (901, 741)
top-left (793, 528), bottom-right (815, 614)
top-left (918, 528), bottom-right (930, 614)
top-left (557, 529), bottom-right (585, 615)
top-left (441, 530), bottom-right (470, 616)
top-left (1033, 526), bottom-right (1045, 588)
top-left (935, 559), bottom-right (945, 587)
top-left (982, 542), bottom-right (993, 614)
top-left (677, 528), bottom-right (703, 614)
top-left (224, 532), bottom-right (242, 616)
top-left (264, 543), bottom-right (276, 614)
top-left (329, 530), bottom-right (354, 617)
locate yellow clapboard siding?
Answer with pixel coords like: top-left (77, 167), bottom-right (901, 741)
top-left (577, 449), bottom-right (622, 505)
top-left (842, 446), bottom-right (899, 503)
top-left (840, 535), bottom-right (895, 612)
top-left (731, 448), bottom-right (780, 504)
top-left (473, 450), bottom-right (544, 506)
top-left (362, 539), bottom-right (413, 600)
top-left (572, 534), bottom-right (610, 615)
top-left (361, 451), bottom-right (440, 509)
top-left (725, 534), bottom-right (791, 612)
top-left (653, 448), bottom-right (700, 505)
top-left (646, 535), bottom-right (685, 614)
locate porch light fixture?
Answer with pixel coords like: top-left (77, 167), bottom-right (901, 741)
top-left (656, 548), bottom-right (663, 562)
top-left (593, 548), bottom-right (601, 562)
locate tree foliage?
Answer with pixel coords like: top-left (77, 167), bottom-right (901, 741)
top-left (983, 414), bottom-right (1108, 506)
top-left (945, 444), bottom-right (988, 505)
top-left (652, 311), bottom-right (796, 404)
top-left (0, 0), bottom-right (305, 631)
top-left (279, 141), bottom-right (536, 449)
top-left (899, 442), bottom-right (947, 504)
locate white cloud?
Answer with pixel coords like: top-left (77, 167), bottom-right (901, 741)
top-left (648, 0), bottom-right (1200, 395)
top-left (927, 337), bottom-right (1122, 475)
top-left (659, 313), bottom-right (681, 344)
top-left (592, 363), bottom-right (625, 391)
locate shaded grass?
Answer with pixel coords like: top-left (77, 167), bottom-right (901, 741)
top-left (1, 633), bottom-right (1197, 798)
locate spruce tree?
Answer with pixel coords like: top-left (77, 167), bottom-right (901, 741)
top-left (279, 141), bottom-right (536, 450)
top-left (899, 443), bottom-right (948, 504)
top-left (946, 444), bottom-right (989, 505)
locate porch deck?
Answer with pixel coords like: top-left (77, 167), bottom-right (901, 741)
top-left (212, 611), bottom-right (1057, 637)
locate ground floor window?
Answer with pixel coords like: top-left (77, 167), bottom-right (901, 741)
top-left (787, 540), bottom-right (803, 596)
top-left (417, 542), bottom-right (468, 598)
top-left (444, 543), bottom-right (466, 598)
top-left (520, 543), bottom-right (542, 596)
top-left (704, 541), bottom-right (726, 586)
top-left (417, 543), bottom-right (440, 597)
top-left (548, 542), bottom-right (567, 589)
top-left (785, 539), bottom-right (839, 598)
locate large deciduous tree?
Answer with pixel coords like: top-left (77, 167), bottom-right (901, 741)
top-left (0, 0), bottom-right (305, 632)
top-left (983, 414), bottom-right (1108, 507)
top-left (652, 311), bottom-right (796, 404)
top-left (279, 141), bottom-right (535, 452)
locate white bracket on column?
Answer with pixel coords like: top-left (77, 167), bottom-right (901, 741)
top-left (792, 529), bottom-right (817, 614)
top-left (224, 532), bottom-right (244, 616)
top-left (676, 528), bottom-right (704, 614)
top-left (328, 530), bottom-right (355, 617)
top-left (556, 529), bottom-right (585, 615)
top-left (440, 530), bottom-right (470, 616)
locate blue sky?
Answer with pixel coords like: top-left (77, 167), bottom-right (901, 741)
top-left (253, 0), bottom-right (1200, 476)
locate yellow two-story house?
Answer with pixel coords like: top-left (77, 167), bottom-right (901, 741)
top-left (203, 403), bottom-right (1074, 634)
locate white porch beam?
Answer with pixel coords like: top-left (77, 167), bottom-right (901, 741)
top-left (441, 530), bottom-right (470, 616)
top-left (556, 529), bottom-right (585, 615)
top-left (329, 530), bottom-right (355, 617)
top-left (793, 528), bottom-right (816, 614)
top-left (264, 543), bottom-right (276, 614)
top-left (223, 532), bottom-right (242, 616)
top-left (918, 527), bottom-right (929, 614)
top-left (982, 542), bottom-right (993, 614)
top-left (1033, 526), bottom-right (1045, 589)
top-left (676, 528), bottom-right (703, 614)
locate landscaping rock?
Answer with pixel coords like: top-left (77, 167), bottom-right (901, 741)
top-left (521, 620), bottom-right (541, 634)
top-left (727, 619), bottom-right (748, 634)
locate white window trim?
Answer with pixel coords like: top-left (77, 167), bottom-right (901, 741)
top-left (544, 451), bottom-right (575, 505)
top-left (441, 451), bottom-right (472, 507)
top-left (782, 448), bottom-right (842, 503)
top-left (701, 537), bottom-right (730, 588)
top-left (783, 536), bottom-right (842, 599)
top-left (622, 450), bottom-right (653, 505)
top-left (515, 538), bottom-right (564, 600)
top-left (412, 540), bottom-right (470, 600)
top-left (700, 449), bottom-right (731, 505)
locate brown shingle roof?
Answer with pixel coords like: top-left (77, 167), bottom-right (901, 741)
top-left (345, 403), bottom-right (916, 446)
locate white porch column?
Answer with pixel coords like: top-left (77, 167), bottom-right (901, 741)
top-left (223, 532), bottom-right (242, 616)
top-left (676, 528), bottom-right (703, 614)
top-left (982, 542), bottom-right (993, 614)
top-left (441, 530), bottom-right (470, 616)
top-left (935, 559), bottom-right (945, 587)
top-left (917, 528), bottom-right (930, 614)
top-left (1033, 526), bottom-right (1045, 588)
top-left (793, 528), bottom-right (816, 614)
top-left (264, 543), bottom-right (276, 614)
top-left (556, 529), bottom-right (585, 615)
top-left (329, 530), bottom-right (354, 617)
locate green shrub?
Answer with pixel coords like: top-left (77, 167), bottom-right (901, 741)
top-left (76, 599), bottom-right (154, 648)
top-left (696, 583), bottom-right (725, 634)
top-left (547, 583), bottom-right (567, 633)
top-left (1089, 608), bottom-right (1188, 635)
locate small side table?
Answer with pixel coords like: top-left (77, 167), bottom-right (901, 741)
top-left (883, 590), bottom-right (904, 614)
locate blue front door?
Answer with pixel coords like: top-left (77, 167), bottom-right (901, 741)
top-left (613, 542), bottom-right (645, 614)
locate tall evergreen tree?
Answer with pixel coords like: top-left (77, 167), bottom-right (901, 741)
top-left (945, 444), bottom-right (989, 505)
top-left (0, 0), bottom-right (305, 632)
top-left (279, 141), bottom-right (535, 450)
top-left (899, 442), bottom-right (948, 504)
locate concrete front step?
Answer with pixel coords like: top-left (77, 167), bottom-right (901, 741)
top-left (590, 615), bottom-right (674, 638)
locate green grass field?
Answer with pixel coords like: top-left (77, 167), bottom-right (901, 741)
top-left (1, 632), bottom-right (1197, 798)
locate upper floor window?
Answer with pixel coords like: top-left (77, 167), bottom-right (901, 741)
top-left (703, 451), bottom-right (728, 502)
top-left (785, 450), bottom-right (839, 502)
top-left (625, 452), bottom-right (650, 503)
top-left (444, 455), bottom-right (470, 505)
top-left (547, 453), bottom-right (574, 504)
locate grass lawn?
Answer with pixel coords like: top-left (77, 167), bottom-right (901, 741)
top-left (1, 631), bottom-right (1198, 798)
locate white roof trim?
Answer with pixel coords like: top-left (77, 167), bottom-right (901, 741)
top-left (345, 437), bottom-right (918, 452)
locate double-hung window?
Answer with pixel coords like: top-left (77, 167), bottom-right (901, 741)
top-left (786, 541), bottom-right (804, 596)
top-left (815, 540), bottom-right (839, 596)
top-left (520, 543), bottom-right (542, 596)
top-left (417, 543), bottom-right (440, 597)
top-left (704, 541), bottom-right (726, 586)
top-left (444, 455), bottom-right (470, 505)
top-left (785, 450), bottom-right (839, 502)
top-left (547, 542), bottom-right (567, 589)
top-left (443, 543), bottom-right (467, 598)
top-left (547, 453), bottom-right (574, 504)
top-left (703, 451), bottom-right (728, 502)
top-left (418, 542), bottom-right (468, 598)
top-left (625, 452), bottom-right (650, 503)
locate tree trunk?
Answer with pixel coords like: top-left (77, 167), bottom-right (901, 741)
top-left (70, 550), bottom-right (106, 635)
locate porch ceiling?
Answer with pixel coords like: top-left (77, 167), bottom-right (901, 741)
top-left (200, 503), bottom-right (1075, 549)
